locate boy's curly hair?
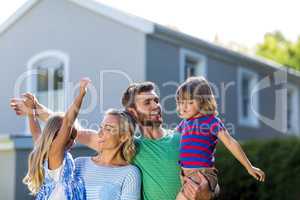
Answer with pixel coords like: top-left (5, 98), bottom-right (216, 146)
top-left (176, 76), bottom-right (218, 115)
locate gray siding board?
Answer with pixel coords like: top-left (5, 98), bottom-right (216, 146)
top-left (146, 35), bottom-right (180, 127)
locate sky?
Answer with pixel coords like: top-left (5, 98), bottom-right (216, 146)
top-left (1, 0), bottom-right (300, 48)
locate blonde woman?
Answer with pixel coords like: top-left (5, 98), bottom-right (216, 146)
top-left (74, 109), bottom-right (141, 200)
top-left (12, 78), bottom-right (90, 200)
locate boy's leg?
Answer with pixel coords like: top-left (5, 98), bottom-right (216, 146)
top-left (188, 168), bottom-right (219, 200)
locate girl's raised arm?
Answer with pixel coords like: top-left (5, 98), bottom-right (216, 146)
top-left (49, 78), bottom-right (91, 169)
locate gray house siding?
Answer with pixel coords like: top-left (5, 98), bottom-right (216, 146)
top-left (146, 35), bottom-right (180, 127)
top-left (0, 0), bottom-right (146, 135)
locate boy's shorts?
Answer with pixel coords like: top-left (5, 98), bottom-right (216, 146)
top-left (179, 167), bottom-right (219, 200)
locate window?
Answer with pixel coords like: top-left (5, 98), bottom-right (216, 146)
top-left (286, 84), bottom-right (299, 134)
top-left (238, 68), bottom-right (259, 127)
top-left (27, 51), bottom-right (69, 113)
top-left (180, 48), bottom-right (207, 81)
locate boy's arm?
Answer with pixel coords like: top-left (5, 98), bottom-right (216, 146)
top-left (218, 129), bottom-right (265, 182)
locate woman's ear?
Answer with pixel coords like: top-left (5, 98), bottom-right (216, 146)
top-left (120, 133), bottom-right (129, 143)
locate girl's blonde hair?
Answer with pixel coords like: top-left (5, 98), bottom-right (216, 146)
top-left (176, 76), bottom-right (218, 115)
top-left (105, 109), bottom-right (136, 162)
top-left (23, 114), bottom-right (63, 195)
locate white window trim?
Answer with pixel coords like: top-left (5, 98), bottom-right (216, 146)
top-left (286, 83), bottom-right (299, 135)
top-left (179, 48), bottom-right (207, 82)
top-left (237, 67), bottom-right (260, 128)
top-left (24, 50), bottom-right (70, 135)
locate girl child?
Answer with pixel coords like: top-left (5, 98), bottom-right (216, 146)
top-left (175, 76), bottom-right (265, 200)
top-left (21, 78), bottom-right (90, 200)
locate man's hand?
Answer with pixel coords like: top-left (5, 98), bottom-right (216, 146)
top-left (182, 175), bottom-right (212, 200)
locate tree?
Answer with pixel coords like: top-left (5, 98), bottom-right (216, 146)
top-left (256, 31), bottom-right (300, 71)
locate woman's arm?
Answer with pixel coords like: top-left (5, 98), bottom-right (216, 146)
top-left (22, 93), bottom-right (42, 143)
top-left (218, 129), bottom-right (265, 182)
top-left (49, 78), bottom-right (91, 170)
top-left (76, 129), bottom-right (99, 151)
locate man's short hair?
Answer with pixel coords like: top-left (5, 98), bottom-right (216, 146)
top-left (122, 82), bottom-right (156, 108)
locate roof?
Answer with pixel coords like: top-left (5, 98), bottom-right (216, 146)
top-left (0, 0), bottom-right (299, 78)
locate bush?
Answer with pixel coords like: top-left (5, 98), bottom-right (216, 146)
top-left (215, 137), bottom-right (300, 200)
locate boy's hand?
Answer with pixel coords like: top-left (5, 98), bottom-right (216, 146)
top-left (248, 166), bottom-right (265, 182)
top-left (79, 77), bottom-right (91, 95)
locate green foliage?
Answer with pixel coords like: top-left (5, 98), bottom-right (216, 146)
top-left (215, 138), bottom-right (300, 200)
top-left (256, 31), bottom-right (300, 71)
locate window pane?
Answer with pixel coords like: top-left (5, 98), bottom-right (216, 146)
top-left (242, 77), bottom-right (250, 118)
top-left (37, 67), bottom-right (48, 92)
top-left (34, 57), bottom-right (65, 112)
top-left (185, 58), bottom-right (197, 78)
top-left (54, 65), bottom-right (64, 90)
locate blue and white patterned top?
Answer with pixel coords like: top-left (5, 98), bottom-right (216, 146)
top-left (75, 157), bottom-right (141, 200)
top-left (35, 152), bottom-right (86, 200)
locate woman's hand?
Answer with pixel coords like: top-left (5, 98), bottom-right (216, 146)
top-left (79, 77), bottom-right (91, 95)
top-left (247, 166), bottom-right (265, 182)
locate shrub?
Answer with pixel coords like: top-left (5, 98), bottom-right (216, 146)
top-left (215, 137), bottom-right (300, 200)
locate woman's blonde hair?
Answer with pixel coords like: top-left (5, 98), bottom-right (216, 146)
top-left (105, 109), bottom-right (136, 163)
top-left (176, 76), bottom-right (218, 115)
top-left (23, 114), bottom-right (63, 195)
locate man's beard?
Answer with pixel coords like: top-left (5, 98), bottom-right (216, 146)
top-left (135, 110), bottom-right (163, 128)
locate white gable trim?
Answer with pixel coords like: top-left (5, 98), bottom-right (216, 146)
top-left (69, 0), bottom-right (154, 33)
top-left (0, 0), bottom-right (154, 36)
top-left (0, 0), bottom-right (40, 36)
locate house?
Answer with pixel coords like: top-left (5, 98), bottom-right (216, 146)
top-left (0, 0), bottom-right (299, 199)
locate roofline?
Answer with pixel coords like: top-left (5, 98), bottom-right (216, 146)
top-left (69, 0), bottom-right (154, 33)
top-left (0, 0), bottom-right (154, 37)
top-left (153, 24), bottom-right (300, 79)
top-left (0, 0), bottom-right (40, 36)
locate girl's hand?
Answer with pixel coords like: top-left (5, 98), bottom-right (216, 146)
top-left (79, 77), bottom-right (91, 95)
top-left (247, 166), bottom-right (265, 182)
top-left (22, 93), bottom-right (37, 109)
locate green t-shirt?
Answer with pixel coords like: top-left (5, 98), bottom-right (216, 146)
top-left (133, 129), bottom-right (181, 200)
